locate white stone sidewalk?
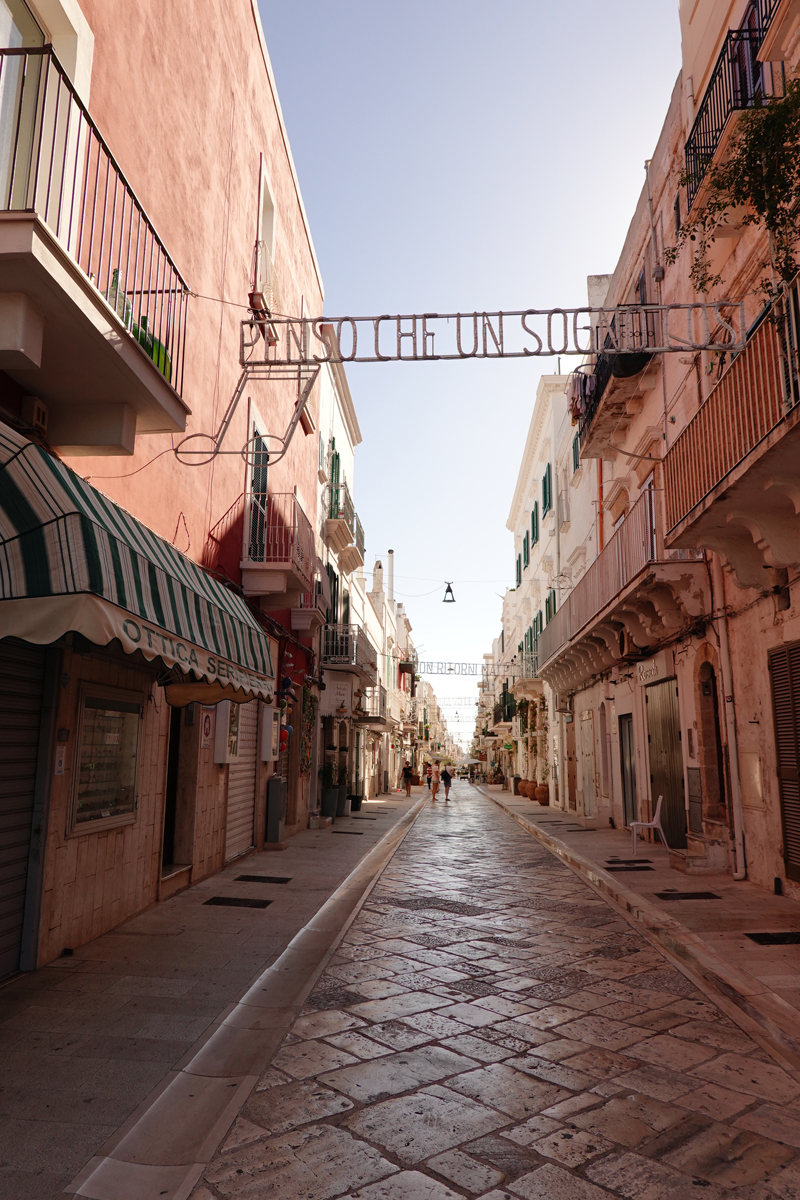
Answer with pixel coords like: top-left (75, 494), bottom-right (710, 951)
top-left (192, 784), bottom-right (800, 1200)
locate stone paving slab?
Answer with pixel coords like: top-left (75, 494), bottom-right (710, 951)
top-left (0, 794), bottom-right (421, 1200)
top-left (189, 785), bottom-right (800, 1200)
top-left (486, 790), bottom-right (800, 1068)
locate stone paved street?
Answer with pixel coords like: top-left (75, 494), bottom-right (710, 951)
top-left (193, 785), bottom-right (800, 1200)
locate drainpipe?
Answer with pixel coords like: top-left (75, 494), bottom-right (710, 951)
top-left (711, 553), bottom-right (747, 880)
top-left (387, 549), bottom-right (394, 610)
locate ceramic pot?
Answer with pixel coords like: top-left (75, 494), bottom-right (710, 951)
top-left (535, 784), bottom-right (550, 805)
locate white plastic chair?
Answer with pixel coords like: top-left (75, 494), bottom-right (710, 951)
top-left (630, 795), bottom-right (668, 856)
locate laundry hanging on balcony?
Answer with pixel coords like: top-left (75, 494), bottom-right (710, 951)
top-left (0, 422), bottom-right (275, 705)
top-left (568, 370), bottom-right (596, 425)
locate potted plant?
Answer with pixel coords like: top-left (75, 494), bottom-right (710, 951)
top-left (320, 760), bottom-right (338, 819)
top-left (336, 763), bottom-right (350, 816)
top-left (535, 762), bottom-right (550, 805)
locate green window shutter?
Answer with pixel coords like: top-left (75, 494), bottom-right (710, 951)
top-left (543, 463), bottom-right (552, 515)
top-left (516, 555), bottom-right (521, 587)
top-left (518, 642), bottom-right (523, 657)
top-left (501, 630), bottom-right (505, 653)
top-left (545, 588), bottom-right (557, 624)
top-left (572, 434), bottom-right (580, 473)
top-left (523, 531), bottom-right (529, 568)
top-left (531, 502), bottom-right (539, 546)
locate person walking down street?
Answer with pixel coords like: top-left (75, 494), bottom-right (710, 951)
top-left (441, 765), bottom-right (452, 801)
top-left (425, 763), bottom-right (432, 791)
top-left (401, 761), bottom-right (413, 798)
top-left (431, 760), bottom-right (441, 800)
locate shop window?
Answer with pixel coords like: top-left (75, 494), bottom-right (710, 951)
top-left (71, 688), bottom-right (143, 831)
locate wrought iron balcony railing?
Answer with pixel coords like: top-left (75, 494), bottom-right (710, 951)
top-left (244, 491), bottom-right (315, 590)
top-left (353, 512), bottom-right (365, 559)
top-left (685, 22), bottom-right (780, 209)
top-left (664, 278), bottom-right (800, 533)
top-left (0, 47), bottom-right (189, 390)
top-left (356, 684), bottom-right (387, 722)
top-left (321, 622), bottom-right (378, 677)
top-left (538, 489), bottom-right (704, 670)
top-left (328, 480), bottom-right (354, 524)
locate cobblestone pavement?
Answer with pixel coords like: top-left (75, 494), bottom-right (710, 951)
top-left (193, 786), bottom-right (800, 1200)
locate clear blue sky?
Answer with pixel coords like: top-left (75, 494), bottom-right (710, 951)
top-left (260, 1), bottom-right (682, 745)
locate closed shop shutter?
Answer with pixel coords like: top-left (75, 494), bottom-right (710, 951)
top-left (769, 643), bottom-right (800, 882)
top-left (225, 700), bottom-right (258, 861)
top-left (0, 639), bottom-right (45, 979)
top-left (645, 678), bottom-right (687, 850)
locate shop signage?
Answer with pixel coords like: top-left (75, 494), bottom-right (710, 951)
top-left (321, 675), bottom-right (353, 717)
top-left (200, 709), bottom-right (214, 748)
top-left (636, 649), bottom-right (674, 686)
top-left (118, 615), bottom-right (275, 701)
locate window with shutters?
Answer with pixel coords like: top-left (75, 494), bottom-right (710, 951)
top-left (542, 464), bottom-right (552, 516)
top-left (516, 554), bottom-right (521, 587)
top-left (545, 589), bottom-right (557, 624)
top-left (522, 531), bottom-right (529, 569)
top-left (769, 642), bottom-right (800, 882)
top-left (531, 502), bottom-right (539, 546)
top-left (71, 687), bottom-right (143, 832)
top-left (572, 434), bottom-right (580, 473)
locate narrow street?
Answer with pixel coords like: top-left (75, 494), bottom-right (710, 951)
top-left (193, 786), bottom-right (800, 1200)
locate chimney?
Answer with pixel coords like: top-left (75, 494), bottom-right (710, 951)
top-left (387, 549), bottom-right (394, 604)
top-left (372, 560), bottom-right (384, 594)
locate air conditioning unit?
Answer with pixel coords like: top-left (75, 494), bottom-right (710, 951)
top-left (553, 693), bottom-right (572, 714)
top-left (21, 396), bottom-right (48, 436)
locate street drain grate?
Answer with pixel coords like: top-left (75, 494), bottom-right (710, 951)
top-left (655, 891), bottom-right (722, 901)
top-left (605, 865), bottom-right (655, 872)
top-left (204, 896), bottom-right (272, 908)
top-left (607, 859), bottom-right (653, 865)
top-left (352, 817), bottom-right (377, 821)
top-left (746, 931), bottom-right (800, 945)
top-left (333, 830), bottom-right (364, 835)
top-left (235, 875), bottom-right (291, 884)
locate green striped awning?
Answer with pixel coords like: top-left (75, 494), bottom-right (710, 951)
top-left (0, 421), bottom-right (274, 702)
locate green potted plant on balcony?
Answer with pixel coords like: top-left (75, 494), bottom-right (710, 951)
top-left (336, 763), bottom-right (350, 817)
top-left (320, 759), bottom-right (338, 820)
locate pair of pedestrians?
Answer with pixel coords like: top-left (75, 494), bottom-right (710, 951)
top-left (429, 759), bottom-right (452, 801)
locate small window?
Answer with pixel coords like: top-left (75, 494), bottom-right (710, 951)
top-left (636, 268), bottom-right (647, 308)
top-left (523, 531), bottom-right (530, 569)
top-left (531, 501), bottom-right (539, 546)
top-left (72, 689), bottom-right (143, 831)
top-left (516, 554), bottom-right (522, 588)
top-left (545, 589), bottom-right (557, 624)
top-left (542, 465), bottom-right (552, 516)
top-left (673, 194), bottom-right (681, 238)
top-left (572, 434), bottom-right (580, 473)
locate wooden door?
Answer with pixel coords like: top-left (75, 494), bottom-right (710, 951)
top-left (580, 711), bottom-right (596, 817)
top-left (566, 717), bottom-right (577, 811)
top-left (619, 713), bottom-right (637, 827)
top-left (645, 679), bottom-right (687, 849)
top-left (769, 643), bottom-right (800, 882)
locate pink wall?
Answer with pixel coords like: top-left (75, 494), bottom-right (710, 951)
top-left (64, 0), bottom-right (322, 573)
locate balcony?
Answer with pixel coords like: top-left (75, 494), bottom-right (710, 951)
top-left (758, 0), bottom-right (800, 70)
top-left (241, 492), bottom-right (315, 604)
top-left (320, 622), bottom-right (378, 684)
top-left (0, 47), bottom-right (189, 454)
top-left (511, 650), bottom-right (543, 701)
top-left (339, 511), bottom-right (365, 574)
top-left (325, 481), bottom-right (355, 553)
top-left (538, 489), bottom-right (708, 693)
top-left (290, 580), bottom-right (327, 635)
top-left (685, 18), bottom-right (781, 210)
top-left (664, 285), bottom-right (800, 587)
top-left (579, 348), bottom-right (659, 458)
top-left (355, 685), bottom-right (387, 726)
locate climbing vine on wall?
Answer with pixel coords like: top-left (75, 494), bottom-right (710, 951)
top-left (300, 691), bottom-right (317, 778)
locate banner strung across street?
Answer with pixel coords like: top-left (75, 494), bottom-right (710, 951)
top-left (243, 301), bottom-right (746, 368)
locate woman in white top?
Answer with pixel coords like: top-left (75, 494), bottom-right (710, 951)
top-left (431, 761), bottom-right (441, 799)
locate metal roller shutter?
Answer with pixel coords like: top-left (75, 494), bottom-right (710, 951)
top-left (769, 644), bottom-right (800, 882)
top-left (0, 639), bottom-right (45, 979)
top-left (225, 700), bottom-right (258, 861)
